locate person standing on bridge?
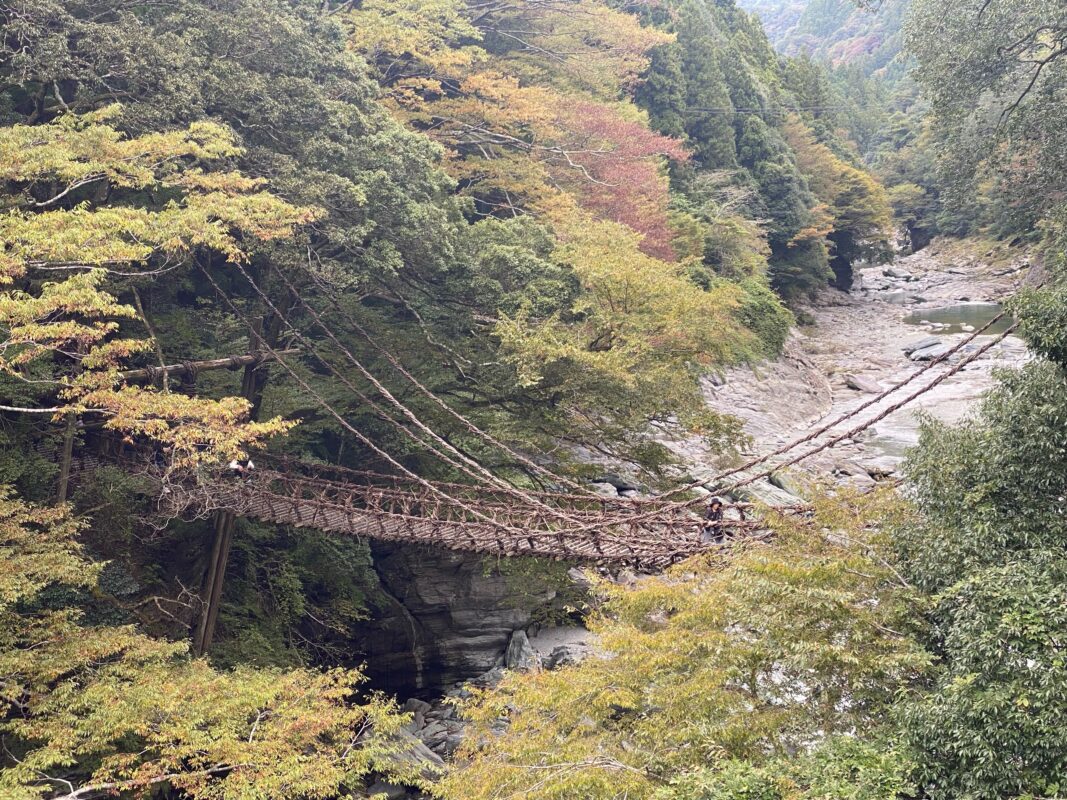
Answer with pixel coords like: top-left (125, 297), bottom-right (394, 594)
top-left (701, 498), bottom-right (726, 544)
top-left (227, 457), bottom-right (255, 480)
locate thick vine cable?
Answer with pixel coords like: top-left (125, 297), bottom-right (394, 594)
top-left (286, 259), bottom-right (590, 494)
top-left (229, 261), bottom-right (591, 526)
top-left (639, 310), bottom-right (1011, 503)
top-left (551, 321), bottom-right (1021, 535)
top-left (197, 263), bottom-right (557, 543)
top-left (721, 322), bottom-right (1019, 491)
top-left (291, 260), bottom-right (1012, 509)
top-left (198, 262), bottom-right (1020, 545)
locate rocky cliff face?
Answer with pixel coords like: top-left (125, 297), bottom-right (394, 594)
top-left (356, 542), bottom-right (559, 694)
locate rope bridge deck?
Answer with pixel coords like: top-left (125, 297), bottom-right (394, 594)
top-left (146, 460), bottom-right (767, 568)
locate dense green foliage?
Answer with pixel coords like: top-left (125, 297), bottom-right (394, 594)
top-left (438, 495), bottom-right (929, 800)
top-left (0, 490), bottom-right (411, 800)
top-left (431, 4), bottom-right (1067, 798)
top-left (634, 0), bottom-right (892, 294)
top-left (0, 0), bottom-right (892, 673)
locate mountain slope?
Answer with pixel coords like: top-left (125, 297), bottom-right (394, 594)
top-left (738, 0), bottom-right (907, 76)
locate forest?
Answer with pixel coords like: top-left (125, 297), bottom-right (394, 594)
top-left (1, 0), bottom-right (1066, 798)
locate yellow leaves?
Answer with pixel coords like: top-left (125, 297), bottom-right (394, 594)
top-left (439, 494), bottom-right (929, 800)
top-left (782, 116), bottom-right (893, 247)
top-left (348, 0), bottom-right (481, 77)
top-left (0, 491), bottom-right (411, 800)
top-left (0, 111), bottom-right (314, 463)
top-left (75, 386), bottom-right (296, 467)
top-left (0, 107), bottom-right (242, 195)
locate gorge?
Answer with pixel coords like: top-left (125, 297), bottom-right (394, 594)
top-left (3, 0), bottom-right (1067, 798)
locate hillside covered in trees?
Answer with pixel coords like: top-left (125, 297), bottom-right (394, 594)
top-left (739, 0), bottom-right (907, 76)
top-left (2, 0), bottom-right (1067, 798)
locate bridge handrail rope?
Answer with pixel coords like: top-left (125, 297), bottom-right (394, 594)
top-left (722, 322), bottom-right (1019, 490)
top-left (265, 261), bottom-right (1011, 520)
top-left (165, 473), bottom-right (764, 565)
top-left (285, 259), bottom-right (590, 494)
top-left (704, 312), bottom-right (1010, 486)
top-left (198, 265), bottom-right (546, 540)
top-left (227, 261), bottom-right (590, 529)
top-left (256, 454), bottom-right (745, 514)
top-left (635, 309), bottom-right (1011, 506)
top-left (540, 320), bottom-right (1020, 537)
top-left (174, 266), bottom-right (1018, 559)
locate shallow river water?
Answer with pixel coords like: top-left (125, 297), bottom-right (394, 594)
top-left (903, 302), bottom-right (1013, 335)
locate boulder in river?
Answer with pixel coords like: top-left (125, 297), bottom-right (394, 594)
top-left (903, 336), bottom-right (941, 355)
top-left (844, 373), bottom-right (883, 393)
top-left (769, 470), bottom-right (811, 499)
top-left (910, 342), bottom-right (953, 361)
top-left (881, 289), bottom-right (908, 304)
top-left (505, 630), bottom-right (540, 671)
top-left (588, 482), bottom-right (619, 498)
top-left (546, 643), bottom-right (589, 670)
top-left (728, 479), bottom-right (802, 507)
top-left (592, 473), bottom-right (643, 492)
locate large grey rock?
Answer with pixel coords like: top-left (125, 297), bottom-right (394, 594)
top-left (728, 478), bottom-right (802, 508)
top-left (546, 644), bottom-right (590, 670)
top-left (844, 373), bottom-right (883, 393)
top-left (883, 267), bottom-right (914, 280)
top-left (769, 471), bottom-right (811, 499)
top-left (859, 456), bottom-right (899, 479)
top-left (910, 342), bottom-right (953, 361)
top-left (833, 459), bottom-right (871, 478)
top-left (383, 729), bottom-right (445, 780)
top-left (903, 336), bottom-right (941, 355)
top-left (567, 566), bottom-right (594, 592)
top-left (588, 482), bottom-right (619, 498)
top-left (592, 473), bottom-right (643, 492)
top-left (355, 543), bottom-right (558, 693)
top-left (839, 472), bottom-right (877, 492)
top-left (505, 630), bottom-right (540, 671)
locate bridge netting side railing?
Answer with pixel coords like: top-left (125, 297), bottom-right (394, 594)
top-left (152, 465), bottom-right (765, 567)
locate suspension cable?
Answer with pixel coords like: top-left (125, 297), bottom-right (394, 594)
top-left (641, 311), bottom-right (1011, 503)
top-left (552, 321), bottom-right (1020, 534)
top-left (288, 258), bottom-right (590, 493)
top-left (720, 323), bottom-right (1019, 491)
top-left (197, 263), bottom-right (548, 539)
top-left (230, 261), bottom-right (590, 526)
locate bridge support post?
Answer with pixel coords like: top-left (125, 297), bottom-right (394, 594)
top-left (193, 510), bottom-right (236, 656)
top-left (191, 291), bottom-right (279, 657)
top-left (55, 413), bottom-right (76, 504)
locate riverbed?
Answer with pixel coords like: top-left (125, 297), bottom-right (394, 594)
top-left (681, 241), bottom-right (1033, 491)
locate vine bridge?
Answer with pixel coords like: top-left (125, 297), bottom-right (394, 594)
top-left (74, 301), bottom-right (1016, 569)
top-left (91, 452), bottom-right (759, 569)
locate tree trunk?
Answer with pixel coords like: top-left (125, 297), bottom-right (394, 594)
top-left (192, 510), bottom-right (236, 656)
top-left (192, 286), bottom-right (281, 656)
top-left (55, 413), bottom-right (76, 504)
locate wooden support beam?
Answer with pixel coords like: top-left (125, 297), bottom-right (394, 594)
top-left (119, 349), bottom-right (300, 383)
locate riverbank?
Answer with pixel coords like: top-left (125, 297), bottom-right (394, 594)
top-left (687, 239), bottom-right (1033, 491)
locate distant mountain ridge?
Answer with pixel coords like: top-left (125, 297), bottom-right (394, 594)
top-left (738, 0), bottom-right (907, 76)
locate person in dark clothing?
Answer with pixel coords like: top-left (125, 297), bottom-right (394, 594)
top-left (701, 498), bottom-right (726, 544)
